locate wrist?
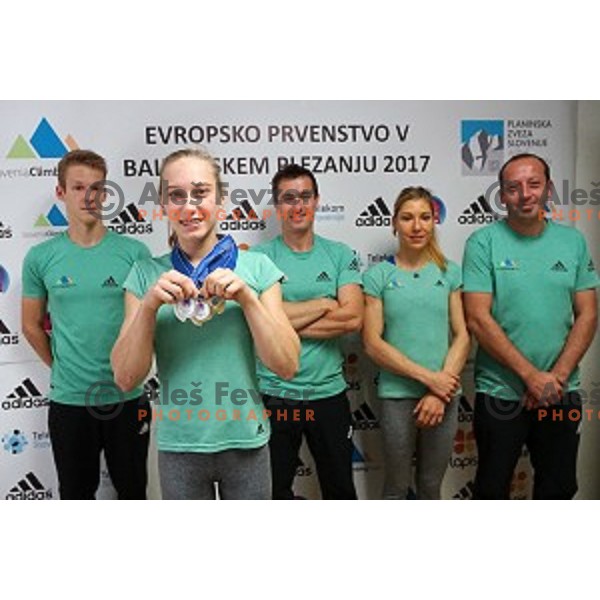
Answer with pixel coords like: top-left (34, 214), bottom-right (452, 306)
top-left (141, 295), bottom-right (160, 315)
top-left (551, 365), bottom-right (570, 384)
top-left (237, 286), bottom-right (258, 309)
top-left (517, 363), bottom-right (538, 383)
top-left (415, 367), bottom-right (433, 387)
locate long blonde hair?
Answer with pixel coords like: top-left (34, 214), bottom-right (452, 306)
top-left (392, 186), bottom-right (447, 271)
top-left (158, 147), bottom-right (223, 247)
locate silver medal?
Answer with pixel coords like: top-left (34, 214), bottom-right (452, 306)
top-left (174, 295), bottom-right (226, 326)
top-left (174, 299), bottom-right (196, 323)
top-left (190, 298), bottom-right (212, 325)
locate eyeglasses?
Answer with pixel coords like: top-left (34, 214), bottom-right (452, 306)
top-left (279, 191), bottom-right (316, 205)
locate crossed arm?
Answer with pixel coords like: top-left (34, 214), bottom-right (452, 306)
top-left (284, 283), bottom-right (364, 339)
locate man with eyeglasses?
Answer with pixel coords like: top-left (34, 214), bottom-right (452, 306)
top-left (250, 164), bottom-right (364, 499)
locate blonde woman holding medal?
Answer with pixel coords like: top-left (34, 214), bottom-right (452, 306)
top-left (111, 148), bottom-right (299, 499)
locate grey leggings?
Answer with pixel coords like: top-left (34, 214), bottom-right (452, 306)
top-left (158, 445), bottom-right (271, 500)
top-left (380, 398), bottom-right (458, 500)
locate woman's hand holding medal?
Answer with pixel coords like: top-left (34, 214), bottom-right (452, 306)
top-left (201, 268), bottom-right (252, 306)
top-left (143, 270), bottom-right (199, 313)
top-left (143, 268), bottom-right (252, 326)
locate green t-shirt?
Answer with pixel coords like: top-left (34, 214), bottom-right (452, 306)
top-left (463, 220), bottom-right (600, 400)
top-left (363, 259), bottom-right (462, 399)
top-left (22, 230), bottom-right (151, 405)
top-left (123, 250), bottom-right (284, 453)
top-left (250, 235), bottom-right (362, 400)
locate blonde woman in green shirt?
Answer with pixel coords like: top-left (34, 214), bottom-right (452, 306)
top-left (363, 187), bottom-right (470, 499)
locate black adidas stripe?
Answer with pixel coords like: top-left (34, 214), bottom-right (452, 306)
top-left (10, 472), bottom-right (45, 493)
top-left (359, 197), bottom-right (389, 218)
top-left (8, 379), bottom-right (41, 399)
top-left (462, 195), bottom-right (493, 216)
top-left (374, 197), bottom-right (391, 216)
top-left (453, 481), bottom-right (474, 499)
top-left (459, 396), bottom-right (472, 412)
top-left (228, 199), bottom-right (259, 220)
top-left (126, 204), bottom-right (144, 222)
top-left (111, 204), bottom-right (145, 224)
top-left (0, 319), bottom-right (10, 334)
top-left (360, 402), bottom-right (376, 420)
top-left (23, 378), bottom-right (41, 396)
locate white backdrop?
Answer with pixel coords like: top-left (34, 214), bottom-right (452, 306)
top-left (0, 101), bottom-right (577, 499)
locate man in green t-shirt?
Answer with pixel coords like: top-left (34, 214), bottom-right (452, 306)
top-left (21, 150), bottom-right (151, 499)
top-left (251, 164), bottom-right (364, 499)
top-left (463, 153), bottom-right (599, 499)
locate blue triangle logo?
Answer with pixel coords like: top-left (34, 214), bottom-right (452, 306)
top-left (47, 204), bottom-right (68, 226)
top-left (30, 118), bottom-right (68, 159)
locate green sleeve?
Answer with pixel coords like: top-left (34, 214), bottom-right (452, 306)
top-left (123, 261), bottom-right (148, 299)
top-left (22, 247), bottom-right (46, 299)
top-left (362, 265), bottom-right (385, 298)
top-left (135, 240), bottom-right (152, 262)
top-left (337, 244), bottom-right (362, 289)
top-left (448, 260), bottom-right (463, 291)
top-left (254, 253), bottom-right (285, 294)
top-left (574, 233), bottom-right (600, 292)
top-left (462, 232), bottom-right (493, 293)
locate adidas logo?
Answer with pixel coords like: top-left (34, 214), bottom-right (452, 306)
top-left (108, 203), bottom-right (153, 235)
top-left (355, 197), bottom-right (391, 227)
top-left (551, 260), bottom-right (568, 272)
top-left (6, 472), bottom-right (53, 500)
top-left (452, 480), bottom-right (474, 500)
top-left (221, 200), bottom-right (266, 231)
top-left (2, 378), bottom-right (48, 411)
top-left (352, 402), bottom-right (380, 431)
top-left (457, 395), bottom-right (473, 423)
top-left (348, 257), bottom-right (360, 272)
top-left (102, 276), bottom-right (119, 288)
top-left (0, 220), bottom-right (13, 239)
top-left (316, 271), bottom-right (332, 282)
top-left (295, 458), bottom-right (313, 477)
top-left (0, 319), bottom-right (19, 345)
top-left (257, 423), bottom-right (265, 436)
top-left (457, 195), bottom-right (497, 225)
top-left (588, 259), bottom-right (596, 273)
top-left (434, 279), bottom-right (445, 287)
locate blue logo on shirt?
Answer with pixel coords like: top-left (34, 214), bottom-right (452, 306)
top-left (53, 275), bottom-right (76, 288)
top-left (386, 279), bottom-right (403, 289)
top-left (497, 258), bottom-right (519, 270)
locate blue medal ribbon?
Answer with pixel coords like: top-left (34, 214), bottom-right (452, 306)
top-left (171, 234), bottom-right (238, 287)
